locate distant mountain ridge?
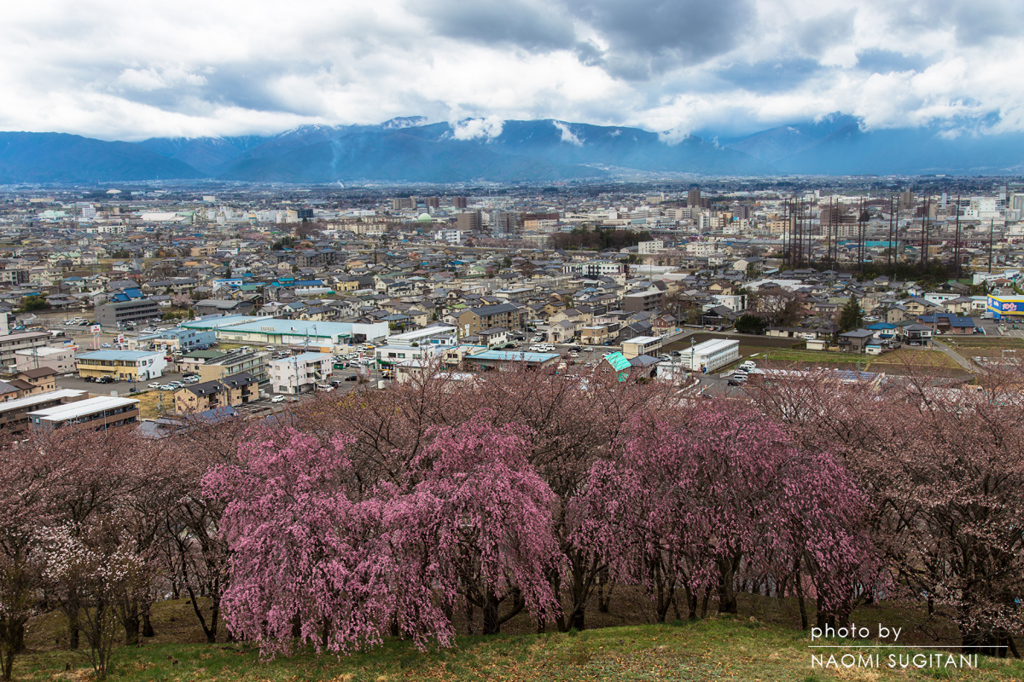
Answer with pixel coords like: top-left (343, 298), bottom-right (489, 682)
top-left (2, 115), bottom-right (1024, 183)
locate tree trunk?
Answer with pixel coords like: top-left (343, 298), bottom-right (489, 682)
top-left (141, 601), bottom-right (155, 638)
top-left (796, 575), bottom-right (808, 631)
top-left (11, 619), bottom-right (26, 654)
top-left (683, 584), bottom-right (698, 621)
top-left (122, 601), bottom-right (140, 646)
top-left (717, 556), bottom-right (739, 615)
top-left (67, 600), bottom-right (81, 651)
top-left (482, 595), bottom-right (500, 636)
top-left (596, 570), bottom-right (613, 614)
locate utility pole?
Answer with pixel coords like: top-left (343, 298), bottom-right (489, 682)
top-left (887, 195), bottom-right (894, 278)
top-left (858, 197), bottom-right (865, 276)
top-left (989, 218), bottom-right (994, 273)
top-left (920, 198), bottom-right (928, 270)
top-left (954, 192), bottom-right (962, 281)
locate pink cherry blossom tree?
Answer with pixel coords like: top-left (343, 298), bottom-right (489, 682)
top-left (393, 415), bottom-right (561, 636)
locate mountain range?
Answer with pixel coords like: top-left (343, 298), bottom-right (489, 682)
top-left (2, 114), bottom-right (1024, 184)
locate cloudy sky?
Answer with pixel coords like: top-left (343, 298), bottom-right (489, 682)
top-left (3, 0), bottom-right (1023, 141)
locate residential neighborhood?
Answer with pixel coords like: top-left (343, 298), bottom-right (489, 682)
top-left (0, 179), bottom-right (1022, 434)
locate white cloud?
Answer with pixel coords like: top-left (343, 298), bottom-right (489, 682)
top-left (0, 0), bottom-right (1022, 140)
top-left (450, 117), bottom-right (505, 141)
top-left (552, 121), bottom-right (583, 146)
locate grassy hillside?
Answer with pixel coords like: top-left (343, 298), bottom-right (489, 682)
top-left (12, 598), bottom-right (1024, 681)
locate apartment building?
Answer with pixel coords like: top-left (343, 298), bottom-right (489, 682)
top-left (0, 389), bottom-right (88, 432)
top-left (197, 349), bottom-right (269, 385)
top-left (76, 350), bottom-right (167, 381)
top-left (27, 396), bottom-right (140, 430)
top-left (622, 288), bottom-right (664, 313)
top-left (15, 345), bottom-right (76, 374)
top-left (269, 352), bottom-right (332, 394)
top-left (95, 298), bottom-right (160, 327)
top-left (173, 372), bottom-right (259, 414)
top-left (457, 303), bottom-right (527, 336)
top-left (0, 331), bottom-right (51, 367)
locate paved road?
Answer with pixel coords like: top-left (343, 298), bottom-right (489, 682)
top-left (931, 340), bottom-right (977, 373)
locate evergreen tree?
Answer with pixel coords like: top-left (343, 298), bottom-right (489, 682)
top-left (839, 295), bottom-right (864, 332)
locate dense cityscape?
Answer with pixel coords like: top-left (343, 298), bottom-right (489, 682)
top-left (5, 0), bottom-right (1024, 679)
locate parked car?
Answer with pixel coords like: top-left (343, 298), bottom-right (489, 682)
top-left (148, 382), bottom-right (161, 389)
top-left (344, 375), bottom-right (359, 381)
top-left (271, 395), bottom-right (286, 403)
top-left (100, 343), bottom-right (111, 348)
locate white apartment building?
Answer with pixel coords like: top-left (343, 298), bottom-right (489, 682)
top-left (637, 240), bottom-right (665, 255)
top-left (679, 339), bottom-right (740, 373)
top-left (15, 346), bottom-right (76, 374)
top-left (269, 352), bottom-right (333, 394)
top-left (684, 241), bottom-right (716, 257)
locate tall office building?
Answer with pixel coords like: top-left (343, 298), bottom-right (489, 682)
top-left (452, 196), bottom-right (468, 209)
top-left (490, 211), bottom-right (519, 236)
top-left (687, 188), bottom-right (702, 209)
top-left (456, 211), bottom-right (482, 232)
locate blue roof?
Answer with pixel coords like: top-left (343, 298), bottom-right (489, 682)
top-left (866, 322), bottom-right (897, 330)
top-left (603, 351), bottom-right (632, 371)
top-left (918, 314), bottom-right (975, 327)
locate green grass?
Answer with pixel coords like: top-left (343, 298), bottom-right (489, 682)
top-left (757, 347), bottom-right (965, 375)
top-left (13, 617), bottom-right (1024, 682)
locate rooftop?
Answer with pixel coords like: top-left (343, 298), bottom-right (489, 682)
top-left (77, 350), bottom-right (163, 361)
top-left (27, 396), bottom-right (139, 422)
top-left (0, 389), bottom-right (87, 414)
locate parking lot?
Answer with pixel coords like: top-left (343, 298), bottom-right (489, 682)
top-left (56, 371), bottom-right (190, 397)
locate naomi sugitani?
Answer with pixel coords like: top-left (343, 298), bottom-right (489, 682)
top-left (812, 653), bottom-right (978, 670)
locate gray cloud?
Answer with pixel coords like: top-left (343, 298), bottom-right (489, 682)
top-left (2, 0), bottom-right (1024, 141)
top-left (411, 0), bottom-right (577, 52)
top-left (796, 9), bottom-right (856, 58)
top-left (567, 0), bottom-right (756, 78)
top-left (950, 1), bottom-right (1024, 45)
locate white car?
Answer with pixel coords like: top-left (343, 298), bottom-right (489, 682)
top-left (148, 382), bottom-right (161, 389)
top-left (271, 395), bottom-right (286, 403)
top-left (160, 384), bottom-right (175, 391)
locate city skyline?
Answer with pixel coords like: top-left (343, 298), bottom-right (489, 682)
top-left (3, 0), bottom-right (1023, 142)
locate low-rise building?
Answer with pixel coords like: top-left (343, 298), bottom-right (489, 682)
top-left (173, 372), bottom-right (259, 414)
top-left (76, 350), bottom-right (167, 381)
top-left (95, 298), bottom-right (160, 328)
top-left (27, 396), bottom-right (140, 430)
top-left (0, 331), bottom-right (51, 367)
top-left (198, 349), bottom-right (269, 385)
top-left (678, 339), bottom-right (740, 373)
top-left (15, 345), bottom-right (76, 374)
top-left (269, 352), bottom-right (332, 394)
top-left (621, 335), bottom-right (663, 359)
top-left (16, 368), bottom-right (57, 394)
top-left (0, 389), bottom-right (88, 432)
top-left (134, 328), bottom-right (216, 353)
top-left (837, 329), bottom-right (875, 353)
